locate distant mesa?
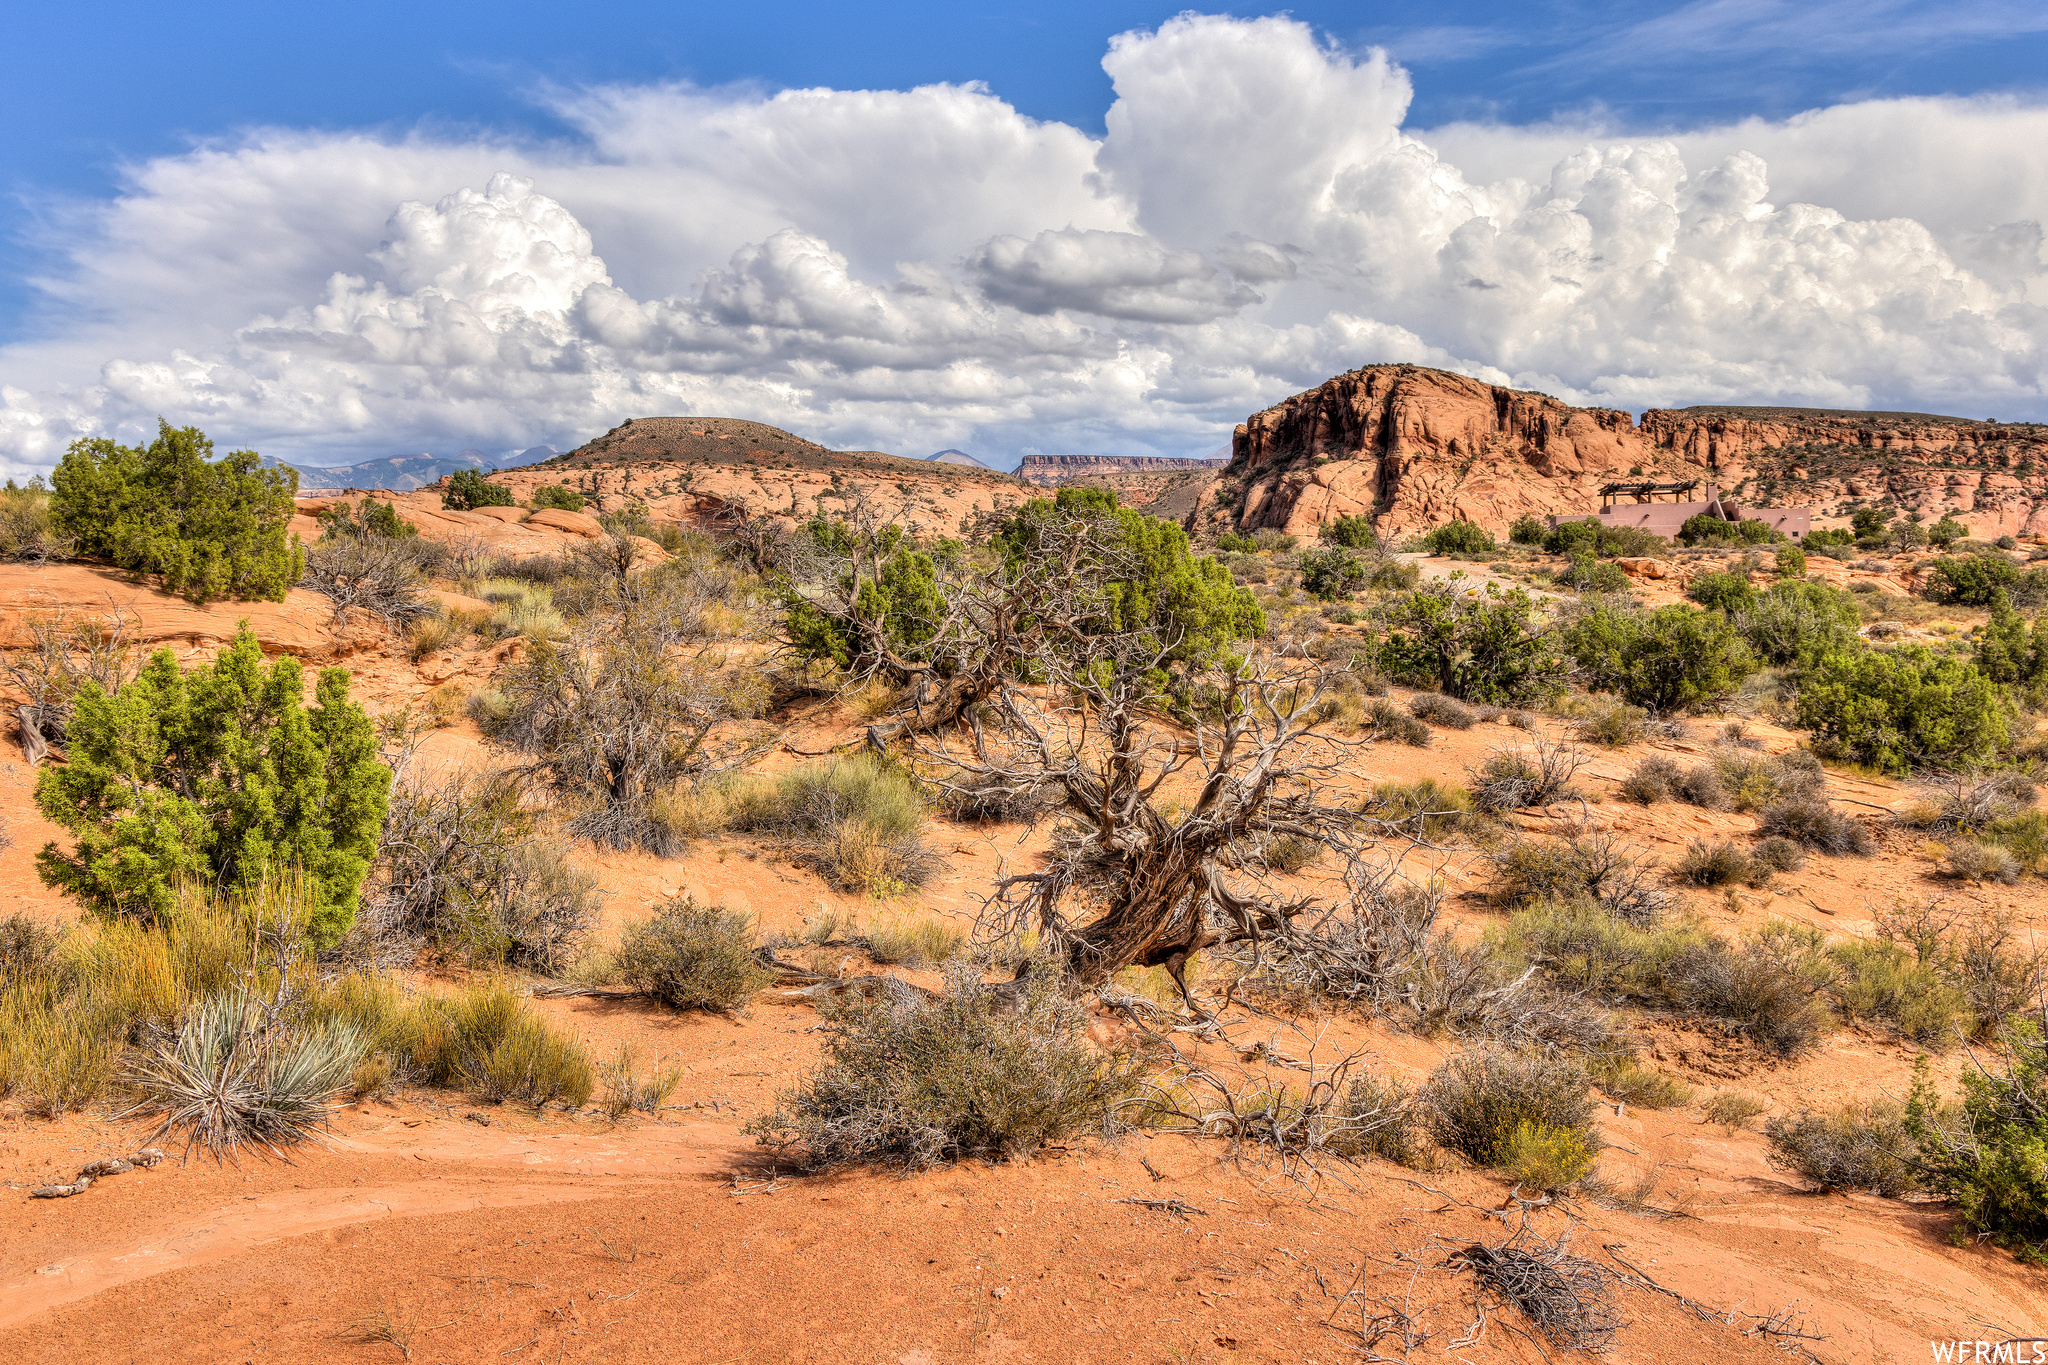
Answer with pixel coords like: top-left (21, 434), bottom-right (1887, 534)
top-left (1017, 453), bottom-right (1227, 486)
top-left (540, 416), bottom-right (1022, 485)
top-left (926, 449), bottom-right (998, 470)
top-left (1209, 361), bottom-right (2048, 542)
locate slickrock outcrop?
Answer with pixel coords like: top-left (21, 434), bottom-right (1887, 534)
top-left (1207, 364), bottom-right (2048, 539)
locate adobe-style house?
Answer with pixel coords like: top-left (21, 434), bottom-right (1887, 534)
top-left (1550, 480), bottom-right (1811, 541)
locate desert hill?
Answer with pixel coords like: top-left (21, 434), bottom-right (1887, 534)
top-left (1206, 363), bottom-right (2048, 540)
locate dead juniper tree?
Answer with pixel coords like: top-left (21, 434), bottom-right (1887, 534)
top-left (780, 484), bottom-right (1266, 747)
top-left (1, 607), bottom-right (137, 763)
top-left (488, 543), bottom-right (771, 853)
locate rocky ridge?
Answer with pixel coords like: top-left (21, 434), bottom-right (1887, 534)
top-left (1204, 364), bottom-right (2048, 540)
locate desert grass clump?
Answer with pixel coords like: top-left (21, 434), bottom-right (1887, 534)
top-left (1704, 1091), bottom-right (1769, 1128)
top-left (1589, 1056), bottom-right (1693, 1109)
top-left (599, 1043), bottom-right (684, 1120)
top-left (719, 755), bottom-right (936, 894)
top-left (1573, 700), bottom-right (1648, 748)
top-left (749, 966), bottom-right (1142, 1170)
top-left (1408, 692), bottom-right (1476, 729)
top-left (1469, 740), bottom-right (1585, 813)
top-left (123, 988), bottom-right (363, 1160)
top-left (412, 980), bottom-right (594, 1107)
top-left (1363, 778), bottom-right (1477, 840)
top-left (1261, 834), bottom-right (1324, 873)
top-left (864, 913), bottom-right (967, 967)
top-left (405, 613), bottom-right (453, 662)
top-left (1757, 794), bottom-right (1875, 856)
top-left (1365, 698), bottom-right (1432, 747)
top-left (1828, 938), bottom-right (1967, 1043)
top-left (1420, 1048), bottom-right (1596, 1168)
top-left (1673, 838), bottom-right (1759, 888)
top-left (1765, 1102), bottom-right (1918, 1195)
top-left (617, 900), bottom-right (771, 1012)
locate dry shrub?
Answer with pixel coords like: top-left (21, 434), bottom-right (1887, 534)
top-left (368, 770), bottom-right (600, 974)
top-left (1449, 1229), bottom-right (1623, 1353)
top-left (748, 966), bottom-right (1141, 1170)
top-left (1764, 1102), bottom-right (1918, 1195)
top-left (1658, 935), bottom-right (1830, 1057)
top-left (617, 900), bottom-right (770, 1012)
top-left (1469, 739), bottom-right (1587, 812)
top-left (1409, 693), bottom-right (1475, 729)
top-left (1751, 835), bottom-right (1808, 873)
top-left (1704, 1091), bottom-right (1769, 1128)
top-left (1233, 875), bottom-right (1623, 1056)
top-left (1325, 1074), bottom-right (1427, 1165)
top-left (0, 914), bottom-right (60, 987)
top-left (1488, 831), bottom-right (1672, 925)
top-left (1942, 839), bottom-right (2022, 884)
top-left (1420, 1048), bottom-right (1596, 1167)
top-left (1674, 838), bottom-right (1757, 888)
top-left (1898, 771), bottom-right (2038, 834)
top-left (1671, 764), bottom-right (1733, 809)
top-left (932, 768), bottom-right (1055, 825)
top-left (1573, 700), bottom-right (1648, 748)
top-left (1757, 794), bottom-right (1875, 855)
top-left (1616, 755), bottom-right (1679, 805)
top-left (303, 534), bottom-right (439, 628)
top-left (1365, 698), bottom-right (1432, 747)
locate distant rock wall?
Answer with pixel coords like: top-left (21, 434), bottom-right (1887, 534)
top-left (1019, 455), bottom-right (1226, 485)
top-left (1204, 364), bottom-right (2048, 540)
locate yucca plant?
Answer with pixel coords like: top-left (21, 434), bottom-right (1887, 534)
top-left (123, 986), bottom-right (361, 1160)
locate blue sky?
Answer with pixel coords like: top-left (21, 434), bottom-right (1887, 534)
top-left (3, 3), bottom-right (2046, 467)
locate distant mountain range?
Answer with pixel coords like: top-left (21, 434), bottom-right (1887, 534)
top-left (926, 448), bottom-right (999, 470)
top-left (269, 446), bottom-right (558, 491)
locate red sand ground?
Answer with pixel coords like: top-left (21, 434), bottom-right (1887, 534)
top-left (3, 562), bottom-right (2047, 1363)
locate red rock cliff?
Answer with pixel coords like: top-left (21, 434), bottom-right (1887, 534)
top-left (1207, 366), bottom-right (2048, 539)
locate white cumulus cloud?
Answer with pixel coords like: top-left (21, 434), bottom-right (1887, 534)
top-left (0, 11), bottom-right (2044, 477)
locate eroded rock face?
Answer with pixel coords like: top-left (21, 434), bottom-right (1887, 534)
top-left (1214, 364), bottom-right (2048, 540)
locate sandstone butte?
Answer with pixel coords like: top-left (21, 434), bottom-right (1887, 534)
top-left (1200, 362), bottom-right (2048, 541)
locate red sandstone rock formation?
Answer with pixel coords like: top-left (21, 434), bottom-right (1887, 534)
top-left (1208, 365), bottom-right (2048, 540)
